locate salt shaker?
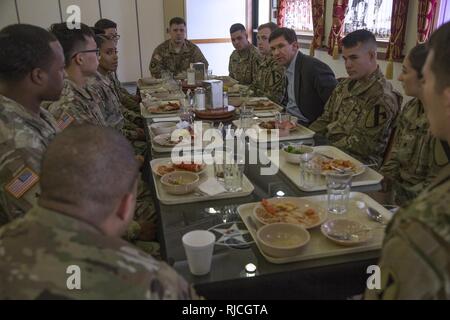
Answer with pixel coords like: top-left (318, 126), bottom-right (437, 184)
top-left (194, 87), bottom-right (205, 110)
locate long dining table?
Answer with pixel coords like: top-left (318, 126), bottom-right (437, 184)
top-left (142, 114), bottom-right (394, 299)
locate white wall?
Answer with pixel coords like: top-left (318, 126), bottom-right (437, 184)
top-left (0, 0), bottom-right (165, 83)
top-left (186, 0), bottom-right (247, 76)
top-left (137, 0), bottom-right (165, 78)
top-left (60, 0), bottom-right (101, 27)
top-left (16, 0), bottom-right (61, 28)
top-left (0, 0), bottom-right (19, 29)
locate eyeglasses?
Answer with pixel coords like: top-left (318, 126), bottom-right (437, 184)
top-left (71, 48), bottom-right (100, 60)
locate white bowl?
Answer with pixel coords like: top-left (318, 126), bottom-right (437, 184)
top-left (150, 122), bottom-right (177, 135)
top-left (257, 223), bottom-right (310, 258)
top-left (160, 171), bottom-right (200, 195)
top-left (321, 218), bottom-right (373, 246)
top-left (281, 145), bottom-right (314, 164)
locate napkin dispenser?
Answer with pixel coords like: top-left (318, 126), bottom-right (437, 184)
top-left (193, 62), bottom-right (206, 81)
top-left (202, 80), bottom-right (223, 109)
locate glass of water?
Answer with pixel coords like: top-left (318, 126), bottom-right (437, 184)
top-left (223, 154), bottom-right (245, 192)
top-left (239, 106), bottom-right (254, 129)
top-left (326, 171), bottom-right (353, 214)
top-left (299, 152), bottom-right (317, 189)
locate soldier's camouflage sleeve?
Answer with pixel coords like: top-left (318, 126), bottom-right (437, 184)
top-left (330, 98), bottom-right (396, 167)
top-left (309, 91), bottom-right (336, 134)
top-left (192, 45), bottom-right (209, 70)
top-left (365, 165), bottom-right (450, 300)
top-left (149, 45), bottom-right (164, 79)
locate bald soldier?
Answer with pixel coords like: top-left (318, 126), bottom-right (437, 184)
top-left (0, 125), bottom-right (199, 299)
top-left (250, 22), bottom-right (285, 104)
top-left (47, 23), bottom-right (106, 127)
top-left (150, 17), bottom-right (208, 79)
top-left (228, 23), bottom-right (261, 85)
top-left (0, 24), bottom-right (65, 225)
top-left (310, 30), bottom-right (401, 167)
top-left (365, 22), bottom-right (450, 300)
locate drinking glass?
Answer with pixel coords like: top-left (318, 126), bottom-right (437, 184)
top-left (326, 171), bottom-right (353, 214)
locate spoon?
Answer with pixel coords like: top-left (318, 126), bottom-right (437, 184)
top-left (366, 206), bottom-right (387, 225)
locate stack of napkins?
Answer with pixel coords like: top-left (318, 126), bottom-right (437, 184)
top-left (198, 178), bottom-right (227, 196)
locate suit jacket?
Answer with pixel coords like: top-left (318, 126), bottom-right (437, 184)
top-left (284, 52), bottom-right (337, 123)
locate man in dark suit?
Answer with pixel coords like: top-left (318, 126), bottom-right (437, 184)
top-left (269, 27), bottom-right (337, 124)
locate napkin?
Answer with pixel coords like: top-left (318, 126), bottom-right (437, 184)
top-left (198, 178), bottom-right (227, 196)
top-left (153, 116), bottom-right (181, 122)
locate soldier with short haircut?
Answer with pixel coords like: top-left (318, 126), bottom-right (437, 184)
top-left (47, 23), bottom-right (106, 127)
top-left (250, 22), bottom-right (285, 104)
top-left (94, 18), bottom-right (141, 113)
top-left (149, 17), bottom-right (208, 79)
top-left (88, 31), bottom-right (145, 144)
top-left (365, 22), bottom-right (450, 300)
top-left (0, 125), bottom-right (199, 300)
top-left (0, 24), bottom-right (65, 225)
top-left (309, 30), bottom-right (401, 167)
top-left (228, 23), bottom-right (261, 85)
top-left (381, 44), bottom-right (448, 206)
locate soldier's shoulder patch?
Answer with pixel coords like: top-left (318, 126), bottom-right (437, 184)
top-left (365, 104), bottom-right (389, 128)
top-left (5, 167), bottom-right (39, 199)
top-left (153, 54), bottom-right (162, 62)
top-left (56, 112), bottom-right (75, 131)
top-left (434, 140), bottom-right (450, 167)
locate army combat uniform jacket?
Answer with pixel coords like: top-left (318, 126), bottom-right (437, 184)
top-left (48, 78), bottom-right (107, 128)
top-left (150, 40), bottom-right (208, 79)
top-left (229, 45), bottom-right (261, 85)
top-left (0, 205), bottom-right (199, 300)
top-left (250, 54), bottom-right (285, 104)
top-left (365, 163), bottom-right (450, 300)
top-left (0, 95), bottom-right (59, 225)
top-left (381, 98), bottom-right (448, 206)
top-left (309, 67), bottom-right (401, 167)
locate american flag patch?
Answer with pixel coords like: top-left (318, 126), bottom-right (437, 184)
top-left (5, 167), bottom-right (39, 199)
top-left (56, 112), bottom-right (75, 130)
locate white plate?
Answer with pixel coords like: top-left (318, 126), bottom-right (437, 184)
top-left (153, 133), bottom-right (192, 147)
top-left (252, 197), bottom-right (328, 229)
top-left (321, 218), bottom-right (373, 246)
top-left (150, 158), bottom-right (207, 177)
top-left (313, 153), bottom-right (366, 177)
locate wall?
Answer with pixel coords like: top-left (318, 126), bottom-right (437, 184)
top-left (0, 0), bottom-right (165, 82)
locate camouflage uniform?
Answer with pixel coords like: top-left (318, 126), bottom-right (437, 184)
top-left (365, 163), bottom-right (450, 300)
top-left (88, 72), bottom-right (144, 143)
top-left (0, 205), bottom-right (199, 300)
top-left (229, 45), bottom-right (261, 85)
top-left (381, 98), bottom-right (448, 206)
top-left (108, 72), bottom-right (142, 115)
top-left (149, 40), bottom-right (209, 79)
top-left (250, 54), bottom-right (286, 104)
top-left (48, 78), bottom-right (107, 128)
top-left (309, 67), bottom-right (401, 167)
top-left (0, 95), bottom-right (59, 225)
top-left (88, 72), bottom-right (124, 130)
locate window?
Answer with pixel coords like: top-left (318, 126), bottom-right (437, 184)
top-left (436, 0), bottom-right (450, 28)
top-left (343, 0), bottom-right (393, 41)
top-left (282, 0), bottom-right (313, 35)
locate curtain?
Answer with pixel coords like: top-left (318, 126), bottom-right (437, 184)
top-left (277, 0), bottom-right (288, 26)
top-left (311, 0), bottom-right (326, 49)
top-left (327, 0), bottom-right (349, 56)
top-left (386, 0), bottom-right (409, 60)
top-left (418, 0), bottom-right (438, 43)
